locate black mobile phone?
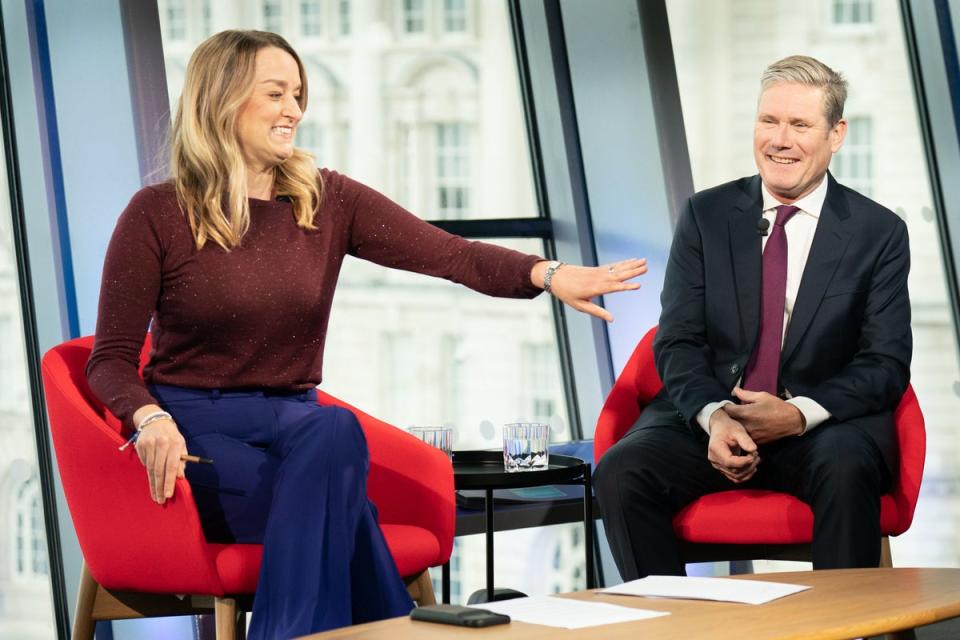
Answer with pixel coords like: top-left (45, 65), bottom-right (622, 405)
top-left (410, 604), bottom-right (510, 628)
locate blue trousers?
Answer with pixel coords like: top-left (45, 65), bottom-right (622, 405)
top-left (149, 385), bottom-right (414, 639)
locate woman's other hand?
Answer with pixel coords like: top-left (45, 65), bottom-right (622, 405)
top-left (132, 404), bottom-right (187, 504)
top-left (532, 258), bottom-right (647, 322)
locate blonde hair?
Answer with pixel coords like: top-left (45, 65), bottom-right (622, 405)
top-left (170, 30), bottom-right (322, 250)
top-left (761, 55), bottom-right (848, 127)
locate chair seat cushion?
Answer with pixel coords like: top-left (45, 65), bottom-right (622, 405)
top-left (382, 524), bottom-right (442, 578)
top-left (208, 543), bottom-right (262, 594)
top-left (674, 491), bottom-right (812, 544)
top-left (674, 490), bottom-right (900, 545)
top-left (208, 524), bottom-right (440, 594)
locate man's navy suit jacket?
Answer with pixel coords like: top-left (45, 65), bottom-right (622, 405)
top-left (650, 172), bottom-right (912, 472)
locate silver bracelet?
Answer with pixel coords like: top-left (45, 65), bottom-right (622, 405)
top-left (543, 261), bottom-right (565, 294)
top-left (136, 410), bottom-right (172, 432)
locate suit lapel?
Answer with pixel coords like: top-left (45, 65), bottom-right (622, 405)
top-left (780, 174), bottom-right (853, 365)
top-left (729, 176), bottom-right (764, 349)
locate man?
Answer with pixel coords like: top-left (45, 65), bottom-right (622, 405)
top-left (594, 55), bottom-right (911, 580)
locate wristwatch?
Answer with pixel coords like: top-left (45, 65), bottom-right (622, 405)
top-left (543, 261), bottom-right (565, 294)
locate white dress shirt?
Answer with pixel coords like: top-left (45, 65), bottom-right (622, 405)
top-left (695, 177), bottom-right (833, 435)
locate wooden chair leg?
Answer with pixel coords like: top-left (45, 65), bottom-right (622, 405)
top-left (215, 597), bottom-right (237, 640)
top-left (72, 562), bottom-right (97, 640)
top-left (405, 570), bottom-right (437, 606)
top-left (880, 536), bottom-right (893, 568)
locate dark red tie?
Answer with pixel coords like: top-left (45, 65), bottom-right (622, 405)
top-left (742, 205), bottom-right (800, 395)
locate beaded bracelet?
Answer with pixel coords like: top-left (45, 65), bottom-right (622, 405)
top-left (118, 410), bottom-right (173, 451)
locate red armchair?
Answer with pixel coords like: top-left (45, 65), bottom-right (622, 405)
top-left (594, 326), bottom-right (925, 565)
top-left (41, 336), bottom-right (454, 639)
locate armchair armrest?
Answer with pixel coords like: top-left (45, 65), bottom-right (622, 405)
top-left (890, 384), bottom-right (926, 535)
top-left (316, 390), bottom-right (455, 565)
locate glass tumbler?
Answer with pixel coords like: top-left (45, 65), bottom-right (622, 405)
top-left (407, 426), bottom-right (454, 459)
top-left (503, 423), bottom-right (549, 472)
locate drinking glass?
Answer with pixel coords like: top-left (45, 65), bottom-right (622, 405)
top-left (503, 423), bottom-right (549, 472)
top-left (407, 426), bottom-right (454, 459)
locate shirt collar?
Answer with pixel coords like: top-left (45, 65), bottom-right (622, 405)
top-left (761, 174), bottom-right (828, 219)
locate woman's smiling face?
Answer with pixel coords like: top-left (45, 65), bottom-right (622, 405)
top-left (235, 46), bottom-right (304, 174)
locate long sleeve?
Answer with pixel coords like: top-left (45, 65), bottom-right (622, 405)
top-left (86, 188), bottom-right (165, 427)
top-left (335, 172), bottom-right (544, 299)
top-left (804, 219), bottom-right (911, 420)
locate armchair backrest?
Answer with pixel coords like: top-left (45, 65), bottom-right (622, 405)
top-left (594, 326), bottom-right (662, 462)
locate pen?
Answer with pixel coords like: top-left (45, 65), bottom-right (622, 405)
top-left (118, 433), bottom-right (212, 464)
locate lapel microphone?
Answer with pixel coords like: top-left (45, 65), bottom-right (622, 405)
top-left (757, 218), bottom-right (770, 236)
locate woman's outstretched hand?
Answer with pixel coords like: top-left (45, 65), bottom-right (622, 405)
top-left (531, 257), bottom-right (647, 322)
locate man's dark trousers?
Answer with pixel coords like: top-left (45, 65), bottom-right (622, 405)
top-left (594, 395), bottom-right (891, 581)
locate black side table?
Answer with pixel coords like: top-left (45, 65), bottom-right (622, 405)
top-left (441, 450), bottom-right (594, 604)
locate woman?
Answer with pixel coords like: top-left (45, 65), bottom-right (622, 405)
top-left (87, 30), bottom-right (646, 639)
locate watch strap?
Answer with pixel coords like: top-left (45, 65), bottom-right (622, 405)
top-left (543, 261), bottom-right (565, 293)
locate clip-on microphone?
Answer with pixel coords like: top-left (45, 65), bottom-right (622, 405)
top-left (757, 218), bottom-right (770, 236)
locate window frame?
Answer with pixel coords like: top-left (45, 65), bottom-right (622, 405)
top-left (0, 0), bottom-right (71, 632)
top-left (11, 475), bottom-right (50, 583)
top-left (443, 0), bottom-right (470, 34)
top-left (832, 115), bottom-right (874, 197)
top-left (401, 0), bottom-right (428, 36)
top-left (262, 0), bottom-right (285, 34)
top-left (299, 0), bottom-right (324, 38)
top-left (829, 0), bottom-right (875, 26)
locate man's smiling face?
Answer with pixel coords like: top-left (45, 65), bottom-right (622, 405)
top-left (753, 82), bottom-right (846, 203)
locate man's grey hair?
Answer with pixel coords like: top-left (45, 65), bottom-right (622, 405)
top-left (761, 55), bottom-right (848, 127)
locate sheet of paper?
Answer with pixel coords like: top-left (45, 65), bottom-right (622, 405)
top-left (473, 595), bottom-right (669, 629)
top-left (600, 575), bottom-right (810, 605)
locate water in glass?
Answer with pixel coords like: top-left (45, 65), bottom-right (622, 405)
top-left (503, 423), bottom-right (549, 472)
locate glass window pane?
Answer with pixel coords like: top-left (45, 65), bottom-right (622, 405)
top-left (295, 120), bottom-right (326, 163)
top-left (263, 0), bottom-right (284, 32)
top-left (159, 0), bottom-right (188, 41)
top-left (667, 0), bottom-right (960, 568)
top-left (338, 0), bottom-right (351, 36)
top-left (301, 0), bottom-right (322, 37)
top-left (839, 117), bottom-right (875, 193)
top-left (403, 0), bottom-right (425, 33)
top-left (444, 0), bottom-right (468, 33)
top-left (201, 0), bottom-right (212, 37)
top-left (434, 123), bottom-right (471, 219)
top-left (831, 0), bottom-right (875, 25)
top-left (0, 103), bottom-right (57, 637)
